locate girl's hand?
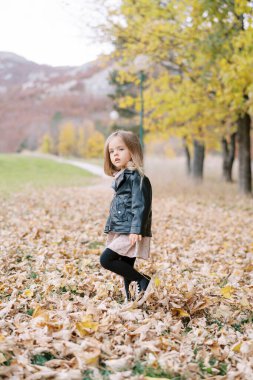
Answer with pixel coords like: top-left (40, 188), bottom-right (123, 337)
top-left (129, 234), bottom-right (142, 246)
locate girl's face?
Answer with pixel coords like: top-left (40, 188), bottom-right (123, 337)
top-left (108, 136), bottom-right (132, 170)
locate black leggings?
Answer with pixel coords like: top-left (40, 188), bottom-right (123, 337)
top-left (100, 248), bottom-right (144, 282)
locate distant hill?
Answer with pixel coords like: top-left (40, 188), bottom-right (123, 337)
top-left (0, 52), bottom-right (114, 152)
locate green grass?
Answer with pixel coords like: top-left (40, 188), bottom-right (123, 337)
top-left (0, 154), bottom-right (97, 196)
top-left (31, 352), bottom-right (56, 366)
top-left (83, 361), bottom-right (185, 380)
top-left (132, 362), bottom-right (183, 379)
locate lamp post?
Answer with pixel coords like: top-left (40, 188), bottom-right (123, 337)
top-left (134, 55), bottom-right (149, 150)
top-left (139, 70), bottom-right (145, 149)
top-left (109, 110), bottom-right (119, 132)
top-left (109, 110), bottom-right (119, 123)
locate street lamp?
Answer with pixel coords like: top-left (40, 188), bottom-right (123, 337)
top-left (134, 55), bottom-right (150, 150)
top-left (139, 70), bottom-right (145, 150)
top-left (109, 110), bottom-right (119, 122)
top-left (109, 110), bottom-right (119, 133)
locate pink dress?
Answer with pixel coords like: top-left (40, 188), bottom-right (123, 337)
top-left (105, 168), bottom-right (151, 261)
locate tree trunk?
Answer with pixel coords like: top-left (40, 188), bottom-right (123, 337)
top-left (183, 137), bottom-right (191, 175)
top-left (221, 132), bottom-right (237, 182)
top-left (238, 113), bottom-right (252, 194)
top-left (192, 139), bottom-right (205, 180)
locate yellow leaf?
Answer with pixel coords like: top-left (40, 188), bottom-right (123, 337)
top-left (232, 342), bottom-right (242, 353)
top-left (32, 305), bottom-right (50, 323)
top-left (75, 315), bottom-right (99, 337)
top-left (23, 289), bottom-right (33, 298)
top-left (154, 277), bottom-right (161, 287)
top-left (0, 334), bottom-right (5, 342)
top-left (171, 308), bottom-right (190, 317)
top-left (84, 350), bottom-right (100, 366)
top-left (220, 285), bottom-right (235, 299)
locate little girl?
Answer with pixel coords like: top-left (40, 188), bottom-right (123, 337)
top-left (100, 130), bottom-right (153, 303)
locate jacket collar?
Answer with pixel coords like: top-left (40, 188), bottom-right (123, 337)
top-left (112, 168), bottom-right (135, 191)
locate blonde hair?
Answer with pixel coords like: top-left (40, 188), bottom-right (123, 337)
top-left (104, 130), bottom-right (144, 177)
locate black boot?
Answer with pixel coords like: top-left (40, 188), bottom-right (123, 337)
top-left (124, 278), bottom-right (132, 301)
top-left (136, 275), bottom-right (151, 298)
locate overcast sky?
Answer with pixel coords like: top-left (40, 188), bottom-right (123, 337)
top-left (0, 0), bottom-right (113, 67)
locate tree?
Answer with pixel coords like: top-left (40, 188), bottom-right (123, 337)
top-left (102, 0), bottom-right (252, 192)
top-left (50, 112), bottom-right (63, 154)
top-left (86, 131), bottom-right (105, 158)
top-left (58, 122), bottom-right (76, 156)
top-left (76, 127), bottom-right (87, 158)
top-left (221, 132), bottom-right (237, 182)
top-left (40, 133), bottom-right (54, 154)
top-left (108, 69), bottom-right (140, 135)
top-left (192, 0), bottom-right (252, 193)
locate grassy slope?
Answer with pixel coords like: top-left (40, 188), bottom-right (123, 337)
top-left (0, 154), bottom-right (97, 196)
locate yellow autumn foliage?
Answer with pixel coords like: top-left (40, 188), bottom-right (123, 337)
top-left (40, 133), bottom-right (54, 154)
top-left (58, 122), bottom-right (76, 156)
top-left (103, 0), bottom-right (253, 150)
top-left (86, 131), bottom-right (105, 158)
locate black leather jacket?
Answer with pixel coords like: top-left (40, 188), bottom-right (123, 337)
top-left (104, 169), bottom-right (152, 237)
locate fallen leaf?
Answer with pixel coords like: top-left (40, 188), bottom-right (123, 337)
top-left (104, 356), bottom-right (133, 372)
top-left (75, 315), bottom-right (99, 337)
top-left (23, 289), bottom-right (34, 297)
top-left (232, 342), bottom-right (242, 353)
top-left (220, 285), bottom-right (235, 299)
top-left (171, 308), bottom-right (190, 317)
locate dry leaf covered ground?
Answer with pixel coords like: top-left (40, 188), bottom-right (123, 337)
top-left (0, 156), bottom-right (252, 380)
